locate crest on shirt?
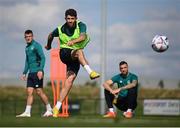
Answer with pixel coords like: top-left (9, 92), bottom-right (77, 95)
top-left (31, 46), bottom-right (34, 50)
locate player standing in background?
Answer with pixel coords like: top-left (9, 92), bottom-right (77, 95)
top-left (45, 8), bottom-right (100, 117)
top-left (103, 61), bottom-right (138, 118)
top-left (16, 30), bottom-right (52, 117)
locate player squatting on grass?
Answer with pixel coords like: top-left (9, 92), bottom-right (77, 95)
top-left (103, 61), bottom-right (138, 119)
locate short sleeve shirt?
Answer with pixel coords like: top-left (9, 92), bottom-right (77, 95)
top-left (111, 72), bottom-right (138, 97)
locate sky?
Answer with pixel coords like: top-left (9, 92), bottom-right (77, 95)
top-left (0, 0), bottom-right (180, 87)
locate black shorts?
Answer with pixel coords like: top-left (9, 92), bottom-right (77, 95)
top-left (60, 48), bottom-right (80, 75)
top-left (114, 96), bottom-right (129, 111)
top-left (115, 87), bottom-right (137, 111)
top-left (27, 72), bottom-right (43, 88)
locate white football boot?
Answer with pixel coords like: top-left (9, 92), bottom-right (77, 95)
top-left (42, 110), bottom-right (53, 117)
top-left (16, 112), bottom-right (31, 117)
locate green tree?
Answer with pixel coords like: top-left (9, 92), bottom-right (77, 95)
top-left (178, 80), bottom-right (180, 89)
top-left (158, 79), bottom-right (164, 89)
top-left (84, 80), bottom-right (97, 87)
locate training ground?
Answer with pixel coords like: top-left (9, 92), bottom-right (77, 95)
top-left (0, 114), bottom-right (180, 127)
top-left (0, 86), bottom-right (179, 127)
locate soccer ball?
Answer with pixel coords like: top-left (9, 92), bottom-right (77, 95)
top-left (152, 35), bottom-right (169, 52)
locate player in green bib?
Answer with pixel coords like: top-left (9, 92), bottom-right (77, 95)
top-left (103, 61), bottom-right (138, 118)
top-left (45, 9), bottom-right (100, 117)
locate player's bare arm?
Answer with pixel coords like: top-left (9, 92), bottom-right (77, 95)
top-left (67, 33), bottom-right (86, 46)
top-left (103, 80), bottom-right (121, 95)
top-left (45, 32), bottom-right (54, 50)
top-left (37, 71), bottom-right (43, 80)
top-left (111, 88), bottom-right (121, 95)
top-left (20, 74), bottom-right (26, 81)
top-left (103, 80), bottom-right (114, 94)
top-left (120, 80), bottom-right (138, 91)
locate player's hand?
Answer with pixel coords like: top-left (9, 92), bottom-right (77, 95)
top-left (111, 88), bottom-right (121, 95)
top-left (67, 40), bottom-right (74, 46)
top-left (20, 74), bottom-right (26, 81)
top-left (37, 71), bottom-right (43, 80)
top-left (45, 45), bottom-right (51, 50)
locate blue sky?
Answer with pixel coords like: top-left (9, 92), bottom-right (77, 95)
top-left (0, 0), bottom-right (180, 84)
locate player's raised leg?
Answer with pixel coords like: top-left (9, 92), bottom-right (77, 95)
top-left (72, 49), bottom-right (100, 79)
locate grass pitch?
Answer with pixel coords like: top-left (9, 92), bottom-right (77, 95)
top-left (0, 115), bottom-right (180, 127)
top-left (0, 86), bottom-right (179, 127)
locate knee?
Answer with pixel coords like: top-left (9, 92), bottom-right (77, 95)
top-left (36, 89), bottom-right (43, 96)
top-left (76, 49), bottom-right (83, 56)
top-left (27, 90), bottom-right (33, 96)
top-left (66, 77), bottom-right (75, 86)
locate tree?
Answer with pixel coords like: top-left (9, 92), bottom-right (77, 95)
top-left (178, 80), bottom-right (180, 89)
top-left (158, 79), bottom-right (164, 89)
top-left (84, 80), bottom-right (97, 87)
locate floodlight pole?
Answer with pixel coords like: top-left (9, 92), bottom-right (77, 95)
top-left (100, 0), bottom-right (107, 115)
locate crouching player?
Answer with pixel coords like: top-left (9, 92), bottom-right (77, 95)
top-left (103, 61), bottom-right (138, 118)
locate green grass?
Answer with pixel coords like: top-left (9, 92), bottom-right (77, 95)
top-left (0, 115), bottom-right (180, 127)
top-left (0, 86), bottom-right (179, 127)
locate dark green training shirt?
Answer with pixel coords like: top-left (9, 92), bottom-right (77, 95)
top-left (111, 72), bottom-right (138, 97)
top-left (23, 40), bottom-right (45, 74)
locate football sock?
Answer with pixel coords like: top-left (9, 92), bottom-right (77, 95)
top-left (84, 65), bottom-right (93, 74)
top-left (46, 103), bottom-right (52, 111)
top-left (109, 108), bottom-right (114, 112)
top-left (55, 101), bottom-right (62, 110)
top-left (25, 105), bottom-right (31, 114)
top-left (127, 109), bottom-right (132, 112)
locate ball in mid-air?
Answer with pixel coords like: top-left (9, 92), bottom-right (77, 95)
top-left (152, 35), bottom-right (169, 53)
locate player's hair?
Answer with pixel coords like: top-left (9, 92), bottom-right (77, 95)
top-left (65, 8), bottom-right (77, 17)
top-left (119, 61), bottom-right (128, 66)
top-left (24, 29), bottom-right (33, 35)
